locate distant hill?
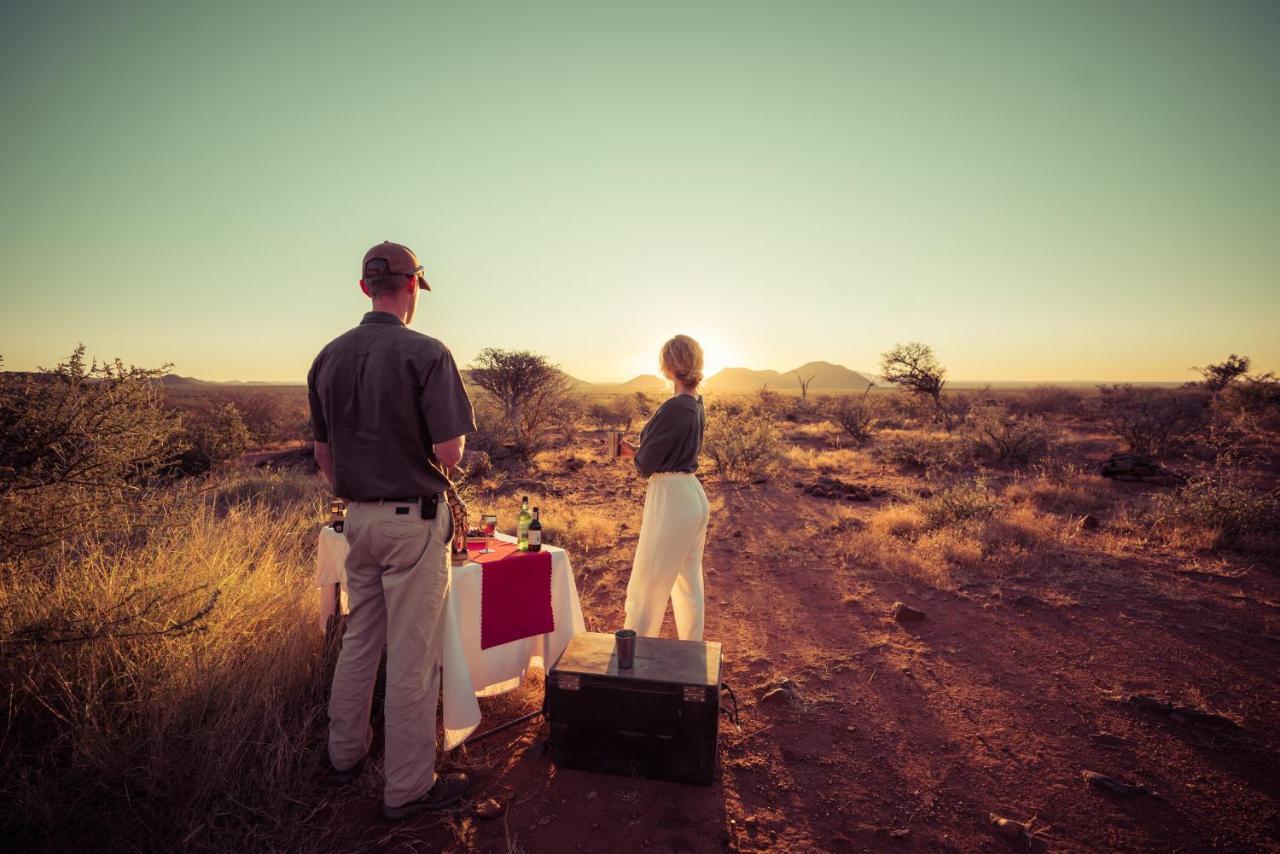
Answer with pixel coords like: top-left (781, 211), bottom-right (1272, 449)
top-left (607, 374), bottom-right (669, 394)
top-left (788, 361), bottom-right (876, 391)
top-left (704, 367), bottom-right (786, 391)
top-left (160, 374), bottom-right (210, 388)
top-left (160, 375), bottom-right (304, 387)
top-left (704, 361), bottom-right (875, 392)
top-left (577, 374), bottom-right (668, 395)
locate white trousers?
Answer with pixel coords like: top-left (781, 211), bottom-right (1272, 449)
top-left (624, 472), bottom-right (711, 641)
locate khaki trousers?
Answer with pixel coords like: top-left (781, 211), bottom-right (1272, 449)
top-left (328, 498), bottom-right (450, 808)
top-left (624, 472), bottom-right (710, 640)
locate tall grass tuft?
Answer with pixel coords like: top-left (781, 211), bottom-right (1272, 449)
top-left (844, 481), bottom-right (1073, 590)
top-left (0, 471), bottom-right (332, 852)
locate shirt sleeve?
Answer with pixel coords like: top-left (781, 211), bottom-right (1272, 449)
top-left (306, 355), bottom-right (328, 443)
top-left (420, 347), bottom-right (477, 443)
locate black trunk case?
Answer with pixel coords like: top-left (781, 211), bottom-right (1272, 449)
top-left (547, 632), bottom-right (722, 785)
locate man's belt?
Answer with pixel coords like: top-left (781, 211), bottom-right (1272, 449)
top-left (351, 494), bottom-right (443, 519)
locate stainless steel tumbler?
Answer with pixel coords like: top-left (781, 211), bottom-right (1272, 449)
top-left (615, 629), bottom-right (637, 669)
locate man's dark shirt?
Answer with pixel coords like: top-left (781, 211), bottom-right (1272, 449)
top-left (307, 312), bottom-right (476, 501)
top-left (635, 394), bottom-right (705, 478)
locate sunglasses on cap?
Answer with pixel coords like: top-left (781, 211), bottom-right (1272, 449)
top-left (365, 259), bottom-right (430, 290)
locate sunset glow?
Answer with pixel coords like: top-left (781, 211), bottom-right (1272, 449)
top-left (0, 2), bottom-right (1276, 383)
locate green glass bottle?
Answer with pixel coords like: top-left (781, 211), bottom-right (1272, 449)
top-left (517, 495), bottom-right (532, 551)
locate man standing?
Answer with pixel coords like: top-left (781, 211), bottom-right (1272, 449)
top-left (307, 241), bottom-right (475, 818)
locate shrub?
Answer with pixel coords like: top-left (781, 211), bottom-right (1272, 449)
top-left (703, 403), bottom-right (780, 483)
top-left (824, 394), bottom-right (878, 444)
top-left (787, 395), bottom-right (822, 423)
top-left (585, 402), bottom-right (610, 431)
top-left (920, 479), bottom-right (999, 528)
top-left (0, 347), bottom-right (182, 567)
top-left (876, 430), bottom-right (970, 473)
top-left (222, 390), bottom-right (311, 444)
top-left (172, 401), bottom-right (252, 475)
top-left (587, 395), bottom-right (639, 432)
top-left (1150, 474), bottom-right (1280, 549)
top-left (1008, 385), bottom-right (1084, 417)
top-left (632, 391), bottom-right (658, 420)
top-left (968, 406), bottom-right (1057, 464)
top-left (1097, 384), bottom-right (1211, 455)
top-left (551, 394), bottom-right (586, 444)
top-left (753, 386), bottom-right (788, 420)
top-left (1222, 372), bottom-right (1280, 432)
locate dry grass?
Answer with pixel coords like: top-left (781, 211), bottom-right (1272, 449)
top-left (780, 444), bottom-right (866, 476)
top-left (540, 505), bottom-right (620, 554)
top-left (0, 470), bottom-right (332, 853)
top-left (1004, 476), bottom-right (1112, 516)
top-left (875, 429), bottom-right (972, 474)
top-left (843, 481), bottom-right (1077, 590)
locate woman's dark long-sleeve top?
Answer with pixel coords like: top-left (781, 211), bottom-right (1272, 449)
top-left (634, 394), bottom-right (705, 478)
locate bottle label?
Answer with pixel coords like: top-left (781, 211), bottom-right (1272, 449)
top-left (528, 530), bottom-right (541, 547)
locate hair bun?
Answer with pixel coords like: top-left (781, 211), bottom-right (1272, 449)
top-left (660, 335), bottom-right (705, 389)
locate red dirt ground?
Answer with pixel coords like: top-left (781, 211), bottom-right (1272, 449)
top-left (315, 448), bottom-right (1280, 853)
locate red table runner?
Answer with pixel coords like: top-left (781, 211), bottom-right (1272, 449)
top-left (468, 539), bottom-right (554, 650)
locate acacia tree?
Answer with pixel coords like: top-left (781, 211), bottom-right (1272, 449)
top-left (467, 348), bottom-right (574, 458)
top-left (880, 342), bottom-right (951, 428)
top-left (1194, 354), bottom-right (1250, 402)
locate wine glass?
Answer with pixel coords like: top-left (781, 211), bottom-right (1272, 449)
top-left (479, 514), bottom-right (497, 554)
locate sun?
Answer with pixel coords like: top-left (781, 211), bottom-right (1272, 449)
top-left (618, 328), bottom-right (738, 382)
top-left (686, 328), bottom-right (733, 378)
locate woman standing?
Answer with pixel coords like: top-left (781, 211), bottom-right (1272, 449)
top-left (620, 335), bottom-right (710, 640)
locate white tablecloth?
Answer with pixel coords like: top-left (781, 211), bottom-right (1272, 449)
top-left (315, 527), bottom-right (586, 749)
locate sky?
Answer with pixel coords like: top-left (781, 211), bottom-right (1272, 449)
top-left (1, 0), bottom-right (1277, 383)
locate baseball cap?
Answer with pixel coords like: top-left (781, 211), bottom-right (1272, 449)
top-left (361, 241), bottom-right (430, 291)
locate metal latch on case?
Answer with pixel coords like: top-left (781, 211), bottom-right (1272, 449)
top-left (683, 685), bottom-right (707, 702)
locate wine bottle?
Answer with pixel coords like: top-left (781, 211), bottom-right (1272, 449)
top-left (528, 507), bottom-right (542, 552)
top-left (517, 496), bottom-right (532, 551)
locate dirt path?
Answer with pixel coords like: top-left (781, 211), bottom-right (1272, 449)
top-left (316, 456), bottom-right (1280, 852)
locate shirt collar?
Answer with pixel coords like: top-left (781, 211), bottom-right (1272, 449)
top-left (361, 311), bottom-right (404, 326)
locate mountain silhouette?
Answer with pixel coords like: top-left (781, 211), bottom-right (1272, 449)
top-left (704, 361), bottom-right (874, 391)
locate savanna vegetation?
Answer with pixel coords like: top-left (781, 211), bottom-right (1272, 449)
top-left (2, 345), bottom-right (1278, 851)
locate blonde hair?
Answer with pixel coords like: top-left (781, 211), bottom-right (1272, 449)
top-left (659, 334), bottom-right (704, 388)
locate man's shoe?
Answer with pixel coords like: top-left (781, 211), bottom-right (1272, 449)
top-left (382, 772), bottom-right (471, 820)
top-left (325, 757), bottom-right (365, 787)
